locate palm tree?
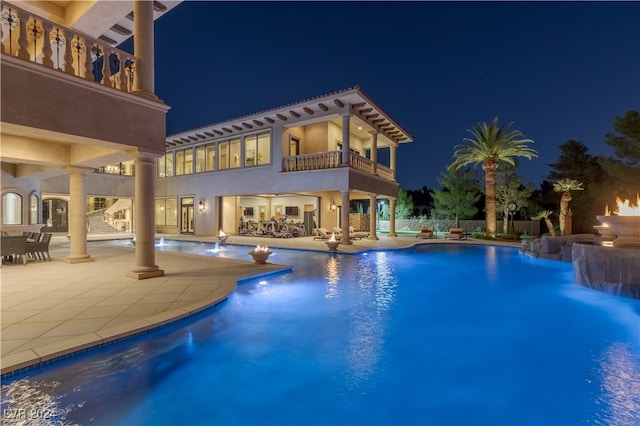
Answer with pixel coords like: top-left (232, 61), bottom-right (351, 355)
top-left (532, 210), bottom-right (556, 236)
top-left (448, 117), bottom-right (537, 237)
top-left (553, 178), bottom-right (584, 236)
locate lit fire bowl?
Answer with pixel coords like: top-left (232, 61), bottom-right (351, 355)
top-left (596, 215), bottom-right (640, 247)
top-left (325, 240), bottom-right (340, 251)
top-left (248, 249), bottom-right (272, 264)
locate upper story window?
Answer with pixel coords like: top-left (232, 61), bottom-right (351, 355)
top-left (219, 141), bottom-right (229, 170)
top-left (206, 144), bottom-right (216, 171)
top-left (161, 131), bottom-right (271, 176)
top-left (243, 132), bottom-right (272, 167)
top-left (175, 148), bottom-right (193, 176)
top-left (195, 146), bottom-right (205, 173)
top-left (229, 138), bottom-right (241, 169)
top-left (218, 138), bottom-right (241, 170)
top-left (2, 192), bottom-right (22, 225)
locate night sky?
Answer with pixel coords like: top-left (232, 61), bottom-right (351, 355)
top-left (146, 1), bottom-right (640, 190)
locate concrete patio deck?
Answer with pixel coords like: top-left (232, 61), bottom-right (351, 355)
top-left (1, 232), bottom-right (519, 375)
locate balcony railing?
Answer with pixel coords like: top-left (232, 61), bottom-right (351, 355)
top-left (1, 1), bottom-right (138, 93)
top-left (282, 151), bottom-right (395, 181)
top-left (282, 151), bottom-right (342, 171)
top-left (377, 164), bottom-right (394, 181)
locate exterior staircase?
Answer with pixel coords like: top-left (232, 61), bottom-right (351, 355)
top-left (87, 210), bottom-right (126, 234)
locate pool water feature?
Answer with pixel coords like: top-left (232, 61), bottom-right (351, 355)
top-left (2, 244), bottom-right (639, 425)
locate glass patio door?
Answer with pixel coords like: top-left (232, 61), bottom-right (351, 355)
top-left (181, 198), bottom-right (194, 233)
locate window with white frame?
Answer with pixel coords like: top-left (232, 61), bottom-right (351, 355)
top-left (155, 198), bottom-right (178, 226)
top-left (2, 192), bottom-right (22, 225)
top-left (30, 192), bottom-right (39, 224)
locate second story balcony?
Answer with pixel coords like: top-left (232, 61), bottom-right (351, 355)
top-left (1, 1), bottom-right (139, 94)
top-left (282, 151), bottom-right (395, 181)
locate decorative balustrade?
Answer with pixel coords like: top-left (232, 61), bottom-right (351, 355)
top-left (282, 150), bottom-right (395, 181)
top-left (377, 164), bottom-right (395, 181)
top-left (349, 151), bottom-right (375, 175)
top-left (282, 151), bottom-right (342, 171)
top-left (1, 1), bottom-right (138, 93)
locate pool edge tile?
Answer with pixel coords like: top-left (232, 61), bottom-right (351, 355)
top-left (0, 350), bottom-right (41, 375)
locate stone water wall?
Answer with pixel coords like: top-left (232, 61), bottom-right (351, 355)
top-left (521, 234), bottom-right (596, 262)
top-left (573, 243), bottom-right (640, 299)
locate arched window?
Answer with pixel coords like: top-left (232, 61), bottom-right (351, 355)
top-left (30, 192), bottom-right (40, 224)
top-left (2, 192), bottom-right (23, 225)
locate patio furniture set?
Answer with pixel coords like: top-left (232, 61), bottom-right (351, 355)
top-left (416, 227), bottom-right (470, 240)
top-left (1, 232), bottom-right (52, 265)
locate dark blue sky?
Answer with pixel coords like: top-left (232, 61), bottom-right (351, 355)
top-left (148, 1), bottom-right (640, 190)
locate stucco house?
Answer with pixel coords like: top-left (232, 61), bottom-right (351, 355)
top-left (1, 1), bottom-right (413, 278)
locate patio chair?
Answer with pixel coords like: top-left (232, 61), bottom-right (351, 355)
top-left (1, 235), bottom-right (28, 265)
top-left (444, 228), bottom-right (466, 240)
top-left (331, 227), bottom-right (344, 237)
top-left (349, 226), bottom-right (368, 239)
top-left (313, 228), bottom-right (333, 240)
top-left (416, 227), bottom-right (434, 239)
top-left (26, 233), bottom-right (52, 261)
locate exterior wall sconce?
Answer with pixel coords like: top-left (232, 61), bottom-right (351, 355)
top-left (330, 200), bottom-right (336, 211)
top-left (199, 199), bottom-right (205, 212)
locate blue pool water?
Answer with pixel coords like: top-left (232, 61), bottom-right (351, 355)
top-left (2, 243), bottom-right (639, 425)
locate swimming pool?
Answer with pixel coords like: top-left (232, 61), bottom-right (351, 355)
top-left (2, 243), bottom-right (639, 425)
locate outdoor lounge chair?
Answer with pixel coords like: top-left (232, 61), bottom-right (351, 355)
top-left (332, 227), bottom-right (343, 237)
top-left (314, 228), bottom-right (334, 240)
top-left (444, 228), bottom-right (466, 240)
top-left (416, 227), bottom-right (434, 239)
top-left (349, 226), bottom-right (368, 239)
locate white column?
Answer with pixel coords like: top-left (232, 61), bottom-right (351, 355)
top-left (66, 167), bottom-right (94, 263)
top-left (127, 151), bottom-right (164, 279)
top-left (368, 195), bottom-right (378, 240)
top-left (341, 114), bottom-right (351, 166)
top-left (388, 198), bottom-right (397, 237)
top-left (390, 145), bottom-right (397, 181)
top-left (132, 0), bottom-right (158, 101)
top-left (369, 131), bottom-right (378, 175)
top-left (272, 123), bottom-right (283, 173)
top-left (340, 190), bottom-right (352, 245)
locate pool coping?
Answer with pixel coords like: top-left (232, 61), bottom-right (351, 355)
top-left (1, 246), bottom-right (292, 377)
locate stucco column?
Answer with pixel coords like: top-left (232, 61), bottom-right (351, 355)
top-left (271, 123), bottom-right (283, 173)
top-left (66, 167), bottom-right (93, 263)
top-left (341, 114), bottom-right (351, 166)
top-left (340, 190), bottom-right (352, 245)
top-left (388, 198), bottom-right (397, 237)
top-left (127, 151), bottom-right (164, 279)
top-left (369, 131), bottom-right (378, 175)
top-left (132, 0), bottom-right (158, 101)
top-left (368, 195), bottom-right (379, 240)
top-left (390, 145), bottom-right (397, 180)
